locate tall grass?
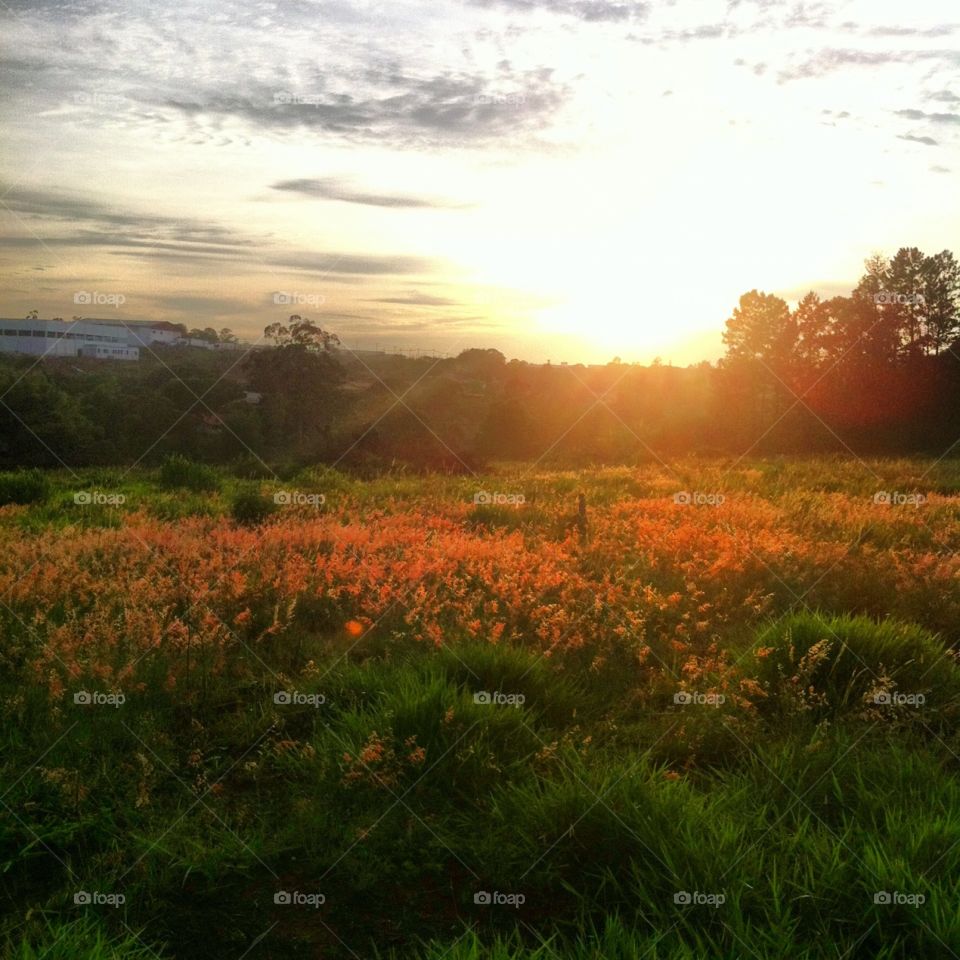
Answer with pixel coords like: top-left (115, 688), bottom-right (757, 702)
top-left (4, 458), bottom-right (960, 958)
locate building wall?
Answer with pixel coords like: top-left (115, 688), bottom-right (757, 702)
top-left (0, 319), bottom-right (164, 360)
top-left (123, 327), bottom-right (182, 347)
top-left (0, 329), bottom-right (77, 357)
top-left (77, 343), bottom-right (140, 361)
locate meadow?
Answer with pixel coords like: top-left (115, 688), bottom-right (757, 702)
top-left (4, 456), bottom-right (960, 959)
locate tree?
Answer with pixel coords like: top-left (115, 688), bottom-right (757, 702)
top-left (219, 328), bottom-right (239, 345)
top-left (244, 316), bottom-right (344, 455)
top-left (920, 250), bottom-right (960, 354)
top-left (454, 348), bottom-right (506, 379)
top-left (722, 291), bottom-right (795, 371)
top-left (860, 247), bottom-right (923, 363)
top-left (887, 247), bottom-right (928, 355)
top-left (264, 315), bottom-right (340, 352)
top-left (187, 327), bottom-right (220, 344)
top-left (792, 292), bottom-right (831, 370)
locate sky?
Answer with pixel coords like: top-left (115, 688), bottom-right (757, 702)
top-left (0, 0), bottom-right (957, 364)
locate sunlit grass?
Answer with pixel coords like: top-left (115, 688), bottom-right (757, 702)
top-left (4, 458), bottom-right (960, 958)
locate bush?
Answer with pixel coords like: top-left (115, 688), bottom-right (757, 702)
top-left (749, 612), bottom-right (960, 721)
top-left (158, 454), bottom-right (220, 492)
top-left (0, 469), bottom-right (50, 506)
top-left (230, 489), bottom-right (276, 526)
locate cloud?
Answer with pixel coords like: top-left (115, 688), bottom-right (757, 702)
top-left (150, 67), bottom-right (571, 148)
top-left (661, 23), bottom-right (728, 41)
top-left (782, 3), bottom-right (832, 29)
top-left (269, 178), bottom-right (468, 209)
top-left (734, 58), bottom-right (768, 75)
top-left (112, 247), bottom-right (441, 277)
top-left (0, 1), bottom-right (573, 151)
top-left (777, 48), bottom-right (960, 82)
top-left (898, 134), bottom-right (939, 146)
top-left (0, 184), bottom-right (445, 277)
top-left (862, 24), bottom-right (956, 38)
top-left (362, 293), bottom-right (463, 306)
top-left (151, 294), bottom-right (251, 315)
top-left (264, 252), bottom-right (441, 277)
top-left (894, 108), bottom-right (960, 125)
top-left (0, 185), bottom-right (261, 256)
top-left (467, 0), bottom-right (650, 23)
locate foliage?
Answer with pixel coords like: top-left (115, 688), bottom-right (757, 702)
top-left (229, 487), bottom-right (277, 526)
top-left (4, 458), bottom-right (960, 959)
top-left (1, 247), bottom-right (960, 472)
top-left (0, 467), bottom-right (50, 505)
top-left (158, 454), bottom-right (221, 492)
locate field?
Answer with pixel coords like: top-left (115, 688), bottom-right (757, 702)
top-left (4, 457), bottom-right (960, 959)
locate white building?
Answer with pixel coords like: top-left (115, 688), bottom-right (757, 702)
top-left (0, 318), bottom-right (142, 360)
top-left (0, 318), bottom-right (250, 360)
top-left (107, 321), bottom-right (184, 348)
top-left (77, 343), bottom-right (141, 361)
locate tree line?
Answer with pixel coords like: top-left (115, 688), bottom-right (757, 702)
top-left (718, 247), bottom-right (960, 453)
top-left (1, 249), bottom-right (959, 472)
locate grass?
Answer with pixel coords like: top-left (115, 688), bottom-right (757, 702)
top-left (3, 457), bottom-right (960, 958)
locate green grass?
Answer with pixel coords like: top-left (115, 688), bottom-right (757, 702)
top-left (4, 458), bottom-right (960, 958)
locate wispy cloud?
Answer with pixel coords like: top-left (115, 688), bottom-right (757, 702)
top-left (467, 0), bottom-right (650, 23)
top-left (777, 48), bottom-right (960, 82)
top-left (362, 293), bottom-right (463, 306)
top-left (897, 134), bottom-right (939, 147)
top-left (895, 108), bottom-right (960, 125)
top-left (270, 178), bottom-right (469, 209)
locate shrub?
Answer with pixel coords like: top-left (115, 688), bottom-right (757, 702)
top-left (230, 489), bottom-right (276, 526)
top-left (0, 469), bottom-right (50, 506)
top-left (748, 612), bottom-right (960, 721)
top-left (158, 454), bottom-right (220, 492)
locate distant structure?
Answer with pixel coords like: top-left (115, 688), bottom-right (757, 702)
top-left (0, 318), bottom-right (236, 361)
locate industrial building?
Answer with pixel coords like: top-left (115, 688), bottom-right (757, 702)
top-left (0, 318), bottom-right (201, 361)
